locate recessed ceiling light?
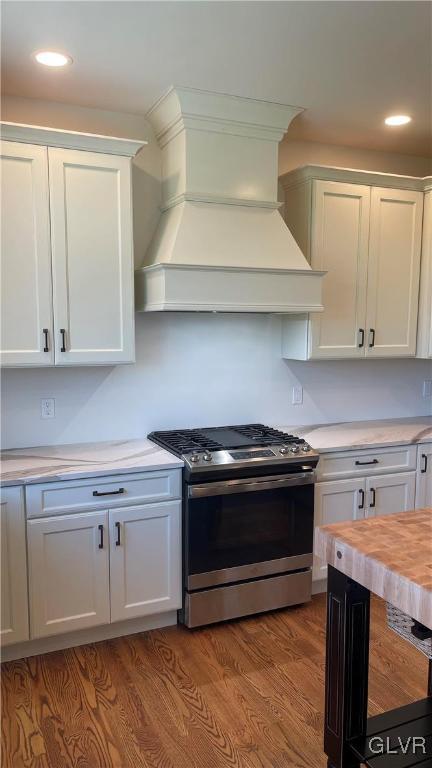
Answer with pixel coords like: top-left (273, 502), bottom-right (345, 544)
top-left (384, 114), bottom-right (412, 126)
top-left (33, 51), bottom-right (72, 67)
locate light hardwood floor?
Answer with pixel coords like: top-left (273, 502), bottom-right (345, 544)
top-left (1, 595), bottom-right (429, 768)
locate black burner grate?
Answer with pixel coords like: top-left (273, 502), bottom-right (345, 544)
top-left (148, 429), bottom-right (223, 454)
top-left (148, 424), bottom-right (303, 456)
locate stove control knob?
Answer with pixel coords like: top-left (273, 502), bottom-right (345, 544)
top-left (202, 452), bottom-right (213, 462)
top-left (279, 446), bottom-right (289, 454)
top-left (302, 443), bottom-right (311, 452)
top-left (290, 444), bottom-right (300, 453)
top-left (190, 453), bottom-right (200, 463)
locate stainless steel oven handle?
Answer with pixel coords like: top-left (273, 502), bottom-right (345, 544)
top-left (188, 471), bottom-right (315, 498)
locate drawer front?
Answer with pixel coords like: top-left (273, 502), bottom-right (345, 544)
top-left (317, 445), bottom-right (417, 481)
top-left (184, 569), bottom-right (311, 628)
top-left (26, 470), bottom-right (182, 518)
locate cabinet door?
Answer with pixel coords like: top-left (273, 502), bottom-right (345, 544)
top-left (48, 148), bottom-right (134, 365)
top-left (365, 472), bottom-right (416, 517)
top-left (1, 487), bottom-right (29, 646)
top-left (28, 510), bottom-right (110, 638)
top-left (309, 181), bottom-right (370, 359)
top-left (415, 445), bottom-right (432, 509)
top-left (110, 501), bottom-right (181, 622)
top-left (366, 187), bottom-right (423, 357)
top-left (417, 190), bottom-right (432, 359)
top-left (313, 479), bottom-right (365, 580)
top-left (0, 141), bottom-right (54, 366)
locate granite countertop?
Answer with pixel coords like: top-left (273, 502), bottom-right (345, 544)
top-left (315, 508), bottom-right (432, 628)
top-left (0, 439), bottom-right (183, 487)
top-left (276, 416), bottom-right (432, 454)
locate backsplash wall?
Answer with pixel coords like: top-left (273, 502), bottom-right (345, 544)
top-left (2, 313), bottom-right (431, 449)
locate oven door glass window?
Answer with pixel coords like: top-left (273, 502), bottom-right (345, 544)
top-left (187, 483), bottom-right (314, 576)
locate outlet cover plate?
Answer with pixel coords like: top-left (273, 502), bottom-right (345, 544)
top-left (41, 398), bottom-right (55, 419)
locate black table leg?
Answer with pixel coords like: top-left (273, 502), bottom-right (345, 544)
top-left (428, 659), bottom-right (432, 698)
top-left (324, 565), bottom-right (370, 768)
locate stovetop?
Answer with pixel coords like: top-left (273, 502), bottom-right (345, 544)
top-left (148, 423), bottom-right (319, 476)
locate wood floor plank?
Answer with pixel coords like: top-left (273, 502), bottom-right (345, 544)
top-left (2, 595), bottom-right (429, 768)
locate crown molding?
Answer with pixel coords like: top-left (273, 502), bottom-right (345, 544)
top-left (280, 164), bottom-right (428, 192)
top-left (0, 122), bottom-right (147, 157)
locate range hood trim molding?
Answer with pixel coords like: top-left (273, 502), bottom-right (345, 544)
top-left (136, 263), bottom-right (325, 314)
top-left (147, 85), bottom-right (304, 146)
top-left (160, 192), bottom-right (283, 212)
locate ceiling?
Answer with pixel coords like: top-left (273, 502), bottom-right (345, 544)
top-left (2, 1), bottom-right (431, 157)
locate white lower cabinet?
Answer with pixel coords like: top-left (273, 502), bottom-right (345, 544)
top-left (27, 510), bottom-right (110, 638)
top-left (313, 465), bottom-right (417, 582)
top-left (109, 501), bottom-right (181, 622)
top-left (1, 487), bottom-right (29, 646)
top-left (365, 472), bottom-right (416, 518)
top-left (313, 479), bottom-right (364, 581)
top-left (26, 492), bottom-right (182, 640)
top-left (416, 445), bottom-right (432, 508)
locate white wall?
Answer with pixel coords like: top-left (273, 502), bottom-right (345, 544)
top-left (2, 313), bottom-right (431, 449)
top-left (280, 137), bottom-right (432, 176)
top-left (1, 96), bottom-right (431, 449)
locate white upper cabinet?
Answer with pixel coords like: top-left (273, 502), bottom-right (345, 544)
top-left (281, 166), bottom-right (425, 360)
top-left (0, 123), bottom-right (145, 367)
top-left (366, 187), bottom-right (423, 357)
top-left (0, 141), bottom-right (54, 366)
top-left (49, 148), bottom-right (135, 364)
top-left (417, 188), bottom-right (432, 359)
top-left (309, 181), bottom-right (370, 358)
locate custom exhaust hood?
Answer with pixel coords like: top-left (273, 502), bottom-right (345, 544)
top-left (135, 87), bottom-right (324, 313)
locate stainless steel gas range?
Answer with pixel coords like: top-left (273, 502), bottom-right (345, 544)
top-left (148, 424), bottom-right (319, 628)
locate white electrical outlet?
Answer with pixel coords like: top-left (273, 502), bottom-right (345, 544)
top-left (41, 398), bottom-right (55, 419)
top-left (423, 380), bottom-right (432, 398)
top-left (292, 385), bottom-right (303, 405)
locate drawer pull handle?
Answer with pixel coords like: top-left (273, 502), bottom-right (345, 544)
top-left (43, 328), bottom-right (49, 353)
top-left (355, 459), bottom-right (379, 466)
top-left (115, 521), bottom-right (121, 546)
top-left (421, 454), bottom-right (428, 473)
top-left (98, 524), bottom-right (104, 549)
top-left (358, 328), bottom-right (365, 348)
top-left (358, 488), bottom-right (365, 510)
top-left (92, 487), bottom-right (125, 497)
top-left (370, 487), bottom-right (376, 508)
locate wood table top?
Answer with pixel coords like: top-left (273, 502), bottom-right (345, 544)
top-left (315, 508), bottom-right (432, 629)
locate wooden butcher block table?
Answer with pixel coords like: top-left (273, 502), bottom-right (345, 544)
top-left (315, 508), bottom-right (432, 768)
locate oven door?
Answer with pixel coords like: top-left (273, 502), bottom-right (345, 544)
top-left (185, 472), bottom-right (314, 591)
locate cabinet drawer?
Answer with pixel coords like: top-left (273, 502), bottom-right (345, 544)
top-left (317, 445), bottom-right (417, 481)
top-left (26, 470), bottom-right (182, 518)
